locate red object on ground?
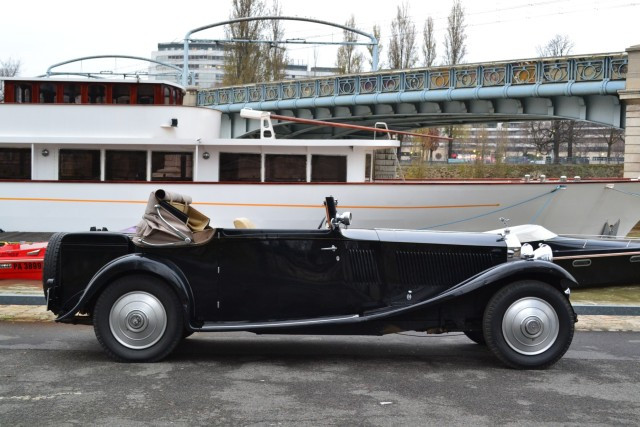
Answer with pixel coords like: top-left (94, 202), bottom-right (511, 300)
top-left (0, 242), bottom-right (48, 280)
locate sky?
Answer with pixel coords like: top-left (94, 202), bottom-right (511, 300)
top-left (1, 0), bottom-right (639, 77)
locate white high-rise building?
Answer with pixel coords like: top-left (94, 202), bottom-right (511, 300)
top-left (150, 42), bottom-right (338, 88)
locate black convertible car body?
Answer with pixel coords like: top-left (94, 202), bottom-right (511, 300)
top-left (43, 191), bottom-right (578, 369)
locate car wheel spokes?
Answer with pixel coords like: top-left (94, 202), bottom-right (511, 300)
top-left (109, 291), bottom-right (167, 350)
top-left (501, 297), bottom-right (559, 356)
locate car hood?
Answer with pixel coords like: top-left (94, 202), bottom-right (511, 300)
top-left (341, 228), bottom-right (506, 248)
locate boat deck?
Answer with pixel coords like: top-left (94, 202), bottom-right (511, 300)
top-left (0, 232), bottom-right (54, 243)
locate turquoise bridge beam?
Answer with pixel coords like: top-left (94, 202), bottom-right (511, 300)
top-left (198, 52), bottom-right (629, 138)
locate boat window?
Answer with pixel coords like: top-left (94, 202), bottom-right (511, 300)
top-left (0, 148), bottom-right (31, 179)
top-left (88, 84), bottom-right (106, 104)
top-left (137, 85), bottom-right (155, 104)
top-left (151, 152), bottom-right (193, 181)
top-left (219, 152), bottom-right (261, 182)
top-left (105, 150), bottom-right (147, 181)
top-left (39, 83), bottom-right (57, 103)
top-left (14, 84), bottom-right (32, 103)
top-left (63, 84), bottom-right (81, 104)
top-left (112, 85), bottom-right (130, 104)
top-left (59, 149), bottom-right (100, 181)
top-left (265, 154), bottom-right (306, 182)
top-left (365, 153), bottom-right (372, 181)
top-left (164, 86), bottom-right (171, 104)
top-left (311, 155), bottom-right (347, 182)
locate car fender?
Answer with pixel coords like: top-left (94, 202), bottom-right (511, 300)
top-left (442, 259), bottom-right (578, 300)
top-left (363, 260), bottom-right (577, 321)
top-left (56, 253), bottom-right (194, 323)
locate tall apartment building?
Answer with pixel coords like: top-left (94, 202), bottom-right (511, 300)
top-left (150, 42), bottom-right (338, 88)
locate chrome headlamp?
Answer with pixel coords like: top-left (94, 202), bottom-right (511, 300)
top-left (521, 243), bottom-right (553, 262)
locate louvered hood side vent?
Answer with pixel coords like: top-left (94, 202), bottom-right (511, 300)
top-left (348, 249), bottom-right (381, 285)
top-left (396, 249), bottom-right (495, 288)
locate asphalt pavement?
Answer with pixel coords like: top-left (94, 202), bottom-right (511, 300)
top-left (0, 322), bottom-right (638, 425)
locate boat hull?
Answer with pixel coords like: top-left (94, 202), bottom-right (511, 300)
top-left (1, 179), bottom-right (639, 235)
top-left (0, 242), bottom-right (47, 280)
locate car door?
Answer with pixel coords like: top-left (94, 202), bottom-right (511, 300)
top-left (215, 228), bottom-right (361, 322)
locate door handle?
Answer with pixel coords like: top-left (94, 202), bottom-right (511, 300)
top-left (321, 245), bottom-right (337, 252)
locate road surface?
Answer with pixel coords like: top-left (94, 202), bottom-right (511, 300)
top-left (0, 322), bottom-right (639, 425)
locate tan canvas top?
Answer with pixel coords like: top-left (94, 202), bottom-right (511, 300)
top-left (135, 189), bottom-right (214, 246)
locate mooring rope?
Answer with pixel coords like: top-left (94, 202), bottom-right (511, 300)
top-left (420, 185), bottom-right (565, 229)
top-left (607, 187), bottom-right (640, 198)
top-left (529, 187), bottom-right (561, 223)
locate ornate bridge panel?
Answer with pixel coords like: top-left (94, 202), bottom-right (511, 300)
top-left (197, 53), bottom-right (628, 138)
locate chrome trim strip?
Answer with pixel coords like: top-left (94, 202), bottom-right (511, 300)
top-left (554, 250), bottom-right (640, 260)
top-left (197, 314), bottom-right (360, 331)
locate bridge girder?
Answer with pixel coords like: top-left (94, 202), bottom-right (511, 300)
top-left (204, 53), bottom-right (628, 138)
top-left (222, 95), bottom-right (622, 139)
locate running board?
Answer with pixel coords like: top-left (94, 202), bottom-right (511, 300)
top-left (194, 314), bottom-right (360, 332)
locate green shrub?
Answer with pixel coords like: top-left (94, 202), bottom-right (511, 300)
top-left (403, 163), bottom-right (623, 179)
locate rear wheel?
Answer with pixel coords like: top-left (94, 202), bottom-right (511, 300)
top-left (42, 232), bottom-right (67, 295)
top-left (93, 275), bottom-right (183, 362)
top-left (483, 280), bottom-right (574, 369)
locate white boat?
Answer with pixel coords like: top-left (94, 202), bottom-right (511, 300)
top-left (1, 76), bottom-right (639, 235)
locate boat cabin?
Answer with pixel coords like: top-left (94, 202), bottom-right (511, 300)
top-left (0, 83), bottom-right (395, 185)
top-left (2, 78), bottom-right (184, 105)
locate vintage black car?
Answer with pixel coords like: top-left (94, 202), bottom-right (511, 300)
top-left (43, 190), bottom-right (578, 369)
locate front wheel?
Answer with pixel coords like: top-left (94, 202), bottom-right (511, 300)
top-left (93, 275), bottom-right (184, 362)
top-left (483, 280), bottom-right (574, 369)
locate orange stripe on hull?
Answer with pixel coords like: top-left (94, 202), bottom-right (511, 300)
top-left (0, 197), bottom-right (500, 210)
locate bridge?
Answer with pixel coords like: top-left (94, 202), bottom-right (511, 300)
top-left (194, 45), bottom-right (640, 178)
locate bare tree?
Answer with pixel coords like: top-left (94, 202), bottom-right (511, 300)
top-left (263, 0), bottom-right (288, 81)
top-left (595, 126), bottom-right (625, 159)
top-left (422, 17), bottom-right (437, 67)
top-left (222, 0), bottom-right (267, 85)
top-left (387, 2), bottom-right (417, 69)
top-left (411, 128), bottom-right (441, 162)
top-left (0, 58), bottom-right (21, 102)
top-left (336, 15), bottom-right (365, 74)
top-left (536, 34), bottom-right (574, 57)
top-left (529, 35), bottom-right (578, 162)
top-left (443, 0), bottom-right (467, 65)
top-left (529, 121), bottom-right (569, 163)
top-left (367, 24), bottom-right (383, 70)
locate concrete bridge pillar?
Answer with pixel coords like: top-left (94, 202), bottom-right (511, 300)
top-left (622, 44), bottom-right (640, 178)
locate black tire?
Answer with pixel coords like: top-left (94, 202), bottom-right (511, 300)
top-left (483, 280), bottom-right (574, 369)
top-left (463, 330), bottom-right (486, 345)
top-left (42, 232), bottom-right (67, 302)
top-left (93, 275), bottom-right (183, 362)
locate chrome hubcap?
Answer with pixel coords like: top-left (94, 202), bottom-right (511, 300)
top-left (109, 291), bottom-right (167, 350)
top-left (502, 297), bottom-right (559, 356)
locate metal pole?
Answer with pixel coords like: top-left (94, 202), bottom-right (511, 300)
top-left (182, 34), bottom-right (191, 87)
top-left (372, 43), bottom-right (379, 72)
